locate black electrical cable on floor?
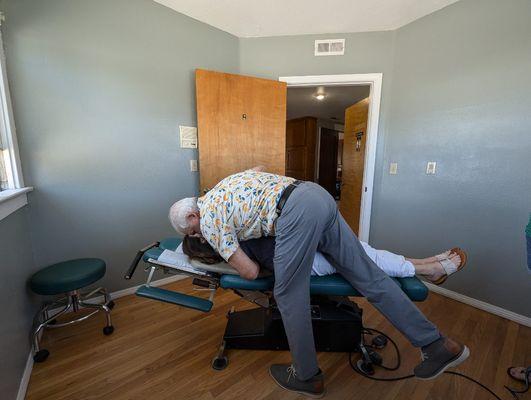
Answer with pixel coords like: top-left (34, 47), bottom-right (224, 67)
top-left (361, 328), bottom-right (402, 371)
top-left (349, 327), bottom-right (517, 400)
top-left (444, 371), bottom-right (512, 400)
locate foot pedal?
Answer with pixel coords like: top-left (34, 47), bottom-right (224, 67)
top-left (136, 285), bottom-right (213, 312)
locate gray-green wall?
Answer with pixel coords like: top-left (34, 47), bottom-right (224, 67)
top-left (0, 0), bottom-right (238, 398)
top-left (372, 0), bottom-right (531, 317)
top-left (2, 0), bottom-right (239, 288)
top-left (0, 208), bottom-right (38, 399)
top-left (239, 0), bottom-right (531, 317)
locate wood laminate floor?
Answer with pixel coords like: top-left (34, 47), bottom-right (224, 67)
top-left (26, 279), bottom-right (530, 400)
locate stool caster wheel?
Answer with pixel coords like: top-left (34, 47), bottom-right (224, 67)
top-left (33, 349), bottom-right (50, 363)
top-left (212, 356), bottom-right (228, 371)
top-left (107, 301), bottom-right (115, 310)
top-left (371, 335), bottom-right (388, 349)
top-left (103, 325), bottom-right (114, 335)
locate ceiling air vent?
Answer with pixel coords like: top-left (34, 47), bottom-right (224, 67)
top-left (314, 39), bottom-right (345, 56)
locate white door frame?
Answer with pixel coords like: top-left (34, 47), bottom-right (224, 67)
top-left (279, 73), bottom-right (383, 242)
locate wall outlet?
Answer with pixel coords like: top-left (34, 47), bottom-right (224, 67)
top-left (190, 159), bottom-right (198, 172)
top-left (426, 161), bottom-right (437, 174)
top-left (389, 162), bottom-right (398, 175)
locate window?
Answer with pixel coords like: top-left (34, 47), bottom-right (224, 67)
top-left (0, 16), bottom-right (31, 220)
top-left (0, 139), bottom-right (8, 190)
top-left (0, 20), bottom-right (23, 192)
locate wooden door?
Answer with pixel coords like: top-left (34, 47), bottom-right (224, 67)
top-left (318, 128), bottom-right (339, 197)
top-left (196, 69), bottom-right (287, 192)
top-left (285, 117), bottom-right (317, 180)
top-left (340, 97), bottom-right (369, 235)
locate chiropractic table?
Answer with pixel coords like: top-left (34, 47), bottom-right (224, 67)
top-left (125, 237), bottom-right (429, 370)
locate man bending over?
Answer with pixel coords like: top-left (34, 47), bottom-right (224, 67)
top-left (169, 168), bottom-right (469, 398)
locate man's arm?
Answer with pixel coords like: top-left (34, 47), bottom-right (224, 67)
top-left (228, 247), bottom-right (260, 280)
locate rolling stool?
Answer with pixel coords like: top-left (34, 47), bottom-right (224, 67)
top-left (29, 258), bottom-right (115, 362)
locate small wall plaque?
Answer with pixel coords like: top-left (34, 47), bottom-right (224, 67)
top-left (179, 126), bottom-right (198, 149)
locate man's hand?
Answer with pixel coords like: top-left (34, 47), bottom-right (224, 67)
top-left (228, 247), bottom-right (260, 280)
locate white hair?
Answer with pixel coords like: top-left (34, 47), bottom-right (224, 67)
top-left (168, 197), bottom-right (199, 235)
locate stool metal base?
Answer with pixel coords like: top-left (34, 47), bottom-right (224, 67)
top-left (32, 287), bottom-right (114, 362)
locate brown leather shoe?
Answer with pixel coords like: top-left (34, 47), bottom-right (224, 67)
top-left (269, 364), bottom-right (325, 398)
top-left (414, 336), bottom-right (470, 380)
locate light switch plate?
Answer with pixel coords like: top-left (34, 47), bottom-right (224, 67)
top-left (426, 161), bottom-right (437, 174)
top-left (190, 159), bottom-right (198, 172)
top-left (389, 162), bottom-right (398, 175)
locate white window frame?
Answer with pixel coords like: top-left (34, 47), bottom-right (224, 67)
top-left (0, 22), bottom-right (32, 221)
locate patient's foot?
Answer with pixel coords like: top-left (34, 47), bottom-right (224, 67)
top-left (426, 250), bottom-right (453, 263)
top-left (414, 336), bottom-right (470, 380)
top-left (415, 254), bottom-right (461, 283)
top-left (409, 250), bottom-right (453, 265)
top-left (269, 364), bottom-right (325, 398)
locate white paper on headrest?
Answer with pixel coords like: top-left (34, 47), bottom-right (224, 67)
top-left (158, 249), bottom-right (191, 268)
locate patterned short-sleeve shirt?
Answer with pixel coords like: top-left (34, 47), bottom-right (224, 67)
top-left (197, 170), bottom-right (295, 261)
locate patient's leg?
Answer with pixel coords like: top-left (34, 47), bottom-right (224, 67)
top-left (413, 254), bottom-right (461, 282)
top-left (360, 242), bottom-right (461, 282)
top-left (360, 242), bottom-right (416, 278)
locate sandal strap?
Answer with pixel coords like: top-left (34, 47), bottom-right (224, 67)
top-left (439, 258), bottom-right (458, 275)
top-left (435, 251), bottom-right (452, 261)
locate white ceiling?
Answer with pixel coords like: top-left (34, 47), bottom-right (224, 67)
top-left (287, 85), bottom-right (370, 123)
top-left (153, 0), bottom-right (459, 38)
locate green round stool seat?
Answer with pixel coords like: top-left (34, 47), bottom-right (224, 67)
top-left (30, 258), bottom-right (106, 296)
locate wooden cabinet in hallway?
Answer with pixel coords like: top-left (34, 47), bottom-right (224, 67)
top-left (285, 116), bottom-right (317, 181)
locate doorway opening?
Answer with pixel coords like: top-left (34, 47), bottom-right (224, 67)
top-left (280, 74), bottom-right (383, 242)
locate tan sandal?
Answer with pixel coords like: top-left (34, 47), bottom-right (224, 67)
top-left (432, 247), bottom-right (467, 285)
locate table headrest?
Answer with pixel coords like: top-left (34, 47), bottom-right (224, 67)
top-left (189, 259), bottom-right (239, 275)
top-left (189, 259), bottom-right (273, 278)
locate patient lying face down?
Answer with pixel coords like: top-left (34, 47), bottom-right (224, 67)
top-left (182, 235), bottom-right (466, 284)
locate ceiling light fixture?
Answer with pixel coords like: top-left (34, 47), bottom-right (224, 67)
top-left (314, 94), bottom-right (326, 101)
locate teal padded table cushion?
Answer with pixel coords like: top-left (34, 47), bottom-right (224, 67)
top-left (30, 258), bottom-right (106, 296)
top-left (220, 273), bottom-right (428, 301)
top-left (396, 277), bottom-right (429, 302)
top-left (143, 237), bottom-right (182, 262)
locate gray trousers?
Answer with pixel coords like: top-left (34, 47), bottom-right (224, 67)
top-left (273, 182), bottom-right (441, 380)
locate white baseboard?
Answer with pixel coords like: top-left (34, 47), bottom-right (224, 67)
top-left (16, 274), bottom-right (186, 400)
top-left (16, 352), bottom-right (34, 400)
top-left (425, 282), bottom-right (531, 327)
